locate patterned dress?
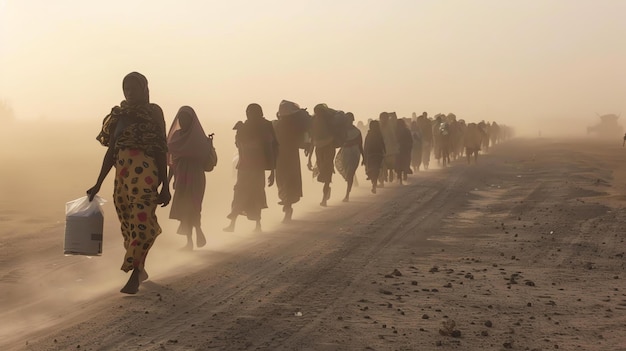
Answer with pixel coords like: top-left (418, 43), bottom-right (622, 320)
top-left (98, 98), bottom-right (167, 272)
top-left (114, 148), bottom-right (162, 272)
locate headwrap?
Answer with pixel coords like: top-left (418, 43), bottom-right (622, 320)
top-left (167, 106), bottom-right (210, 166)
top-left (96, 72), bottom-right (167, 156)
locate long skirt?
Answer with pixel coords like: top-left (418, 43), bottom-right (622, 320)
top-left (316, 144), bottom-right (336, 184)
top-left (114, 148), bottom-right (162, 272)
top-left (229, 167), bottom-right (267, 221)
top-left (411, 143), bottom-right (423, 169)
top-left (276, 147), bottom-right (303, 206)
top-left (366, 153), bottom-right (384, 181)
top-left (396, 149), bottom-right (412, 173)
top-left (335, 145), bottom-right (360, 181)
top-left (169, 158), bottom-right (205, 235)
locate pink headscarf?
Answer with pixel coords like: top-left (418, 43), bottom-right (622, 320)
top-left (167, 106), bottom-right (210, 167)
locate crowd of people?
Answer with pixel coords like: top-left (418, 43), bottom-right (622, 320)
top-left (86, 72), bottom-right (511, 294)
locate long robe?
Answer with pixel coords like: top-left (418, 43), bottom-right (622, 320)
top-left (167, 107), bottom-right (210, 235)
top-left (411, 129), bottom-right (423, 170)
top-left (364, 130), bottom-right (385, 181)
top-left (380, 117), bottom-right (399, 171)
top-left (274, 110), bottom-right (310, 206)
top-left (229, 117), bottom-right (278, 221)
top-left (396, 123), bottom-right (413, 173)
top-left (311, 112), bottom-right (336, 183)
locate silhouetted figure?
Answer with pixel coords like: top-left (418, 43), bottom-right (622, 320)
top-left (363, 120), bottom-right (386, 194)
top-left (224, 104), bottom-right (278, 233)
top-left (273, 100), bottom-right (310, 222)
top-left (356, 120), bottom-right (368, 137)
top-left (335, 112), bottom-right (363, 202)
top-left (410, 121), bottom-right (423, 172)
top-left (379, 112), bottom-right (399, 185)
top-left (464, 122), bottom-right (483, 164)
top-left (308, 104), bottom-right (336, 207)
top-left (416, 112), bottom-right (432, 170)
top-left (87, 72), bottom-right (170, 294)
top-left (167, 106), bottom-right (210, 250)
top-left (396, 119), bottom-right (413, 184)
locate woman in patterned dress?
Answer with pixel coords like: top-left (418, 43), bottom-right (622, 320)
top-left (87, 72), bottom-right (170, 294)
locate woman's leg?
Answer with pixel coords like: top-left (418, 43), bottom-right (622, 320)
top-left (344, 171), bottom-right (355, 202)
top-left (120, 268), bottom-right (141, 294)
top-left (223, 215), bottom-right (237, 232)
top-left (282, 204), bottom-right (293, 223)
top-left (321, 182), bottom-right (331, 207)
top-left (177, 220), bottom-right (193, 250)
top-left (195, 218), bottom-right (206, 248)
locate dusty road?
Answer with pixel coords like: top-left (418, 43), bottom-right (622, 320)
top-left (3, 138), bottom-right (626, 351)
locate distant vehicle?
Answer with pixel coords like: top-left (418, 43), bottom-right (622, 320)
top-left (587, 114), bottom-right (623, 138)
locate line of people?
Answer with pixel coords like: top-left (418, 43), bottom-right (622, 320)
top-left (85, 72), bottom-right (511, 294)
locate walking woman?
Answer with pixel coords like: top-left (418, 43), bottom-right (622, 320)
top-left (335, 112), bottom-right (363, 202)
top-left (307, 104), bottom-right (336, 207)
top-left (224, 104), bottom-right (278, 233)
top-left (410, 120), bottom-right (423, 172)
top-left (396, 118), bottom-right (413, 184)
top-left (273, 100), bottom-right (310, 222)
top-left (87, 72), bottom-right (170, 294)
top-left (363, 120), bottom-right (386, 194)
top-left (167, 106), bottom-right (210, 250)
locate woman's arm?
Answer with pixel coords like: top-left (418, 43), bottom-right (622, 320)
top-left (307, 145), bottom-right (315, 170)
top-left (86, 145), bottom-right (115, 201)
top-left (155, 151), bottom-right (171, 207)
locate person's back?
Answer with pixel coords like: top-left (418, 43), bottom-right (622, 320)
top-left (381, 115), bottom-right (399, 155)
top-left (237, 117), bottom-right (276, 171)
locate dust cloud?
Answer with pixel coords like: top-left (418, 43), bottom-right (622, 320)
top-left (0, 114), bottom-right (376, 345)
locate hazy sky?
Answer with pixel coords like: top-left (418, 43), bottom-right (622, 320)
top-left (1, 0), bottom-right (625, 133)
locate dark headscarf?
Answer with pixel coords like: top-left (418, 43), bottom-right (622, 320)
top-left (96, 72), bottom-right (167, 156)
top-left (167, 106), bottom-right (209, 166)
top-left (369, 120), bottom-right (382, 135)
top-left (122, 72), bottom-right (149, 105)
top-left (246, 103), bottom-right (264, 120)
top-left (365, 120), bottom-right (385, 155)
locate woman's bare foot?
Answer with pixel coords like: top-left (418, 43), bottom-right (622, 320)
top-left (196, 229), bottom-right (207, 248)
top-left (120, 269), bottom-right (141, 294)
top-left (139, 269), bottom-right (149, 282)
top-left (254, 222), bottom-right (262, 233)
top-left (342, 196), bottom-right (349, 202)
top-left (282, 206), bottom-right (293, 223)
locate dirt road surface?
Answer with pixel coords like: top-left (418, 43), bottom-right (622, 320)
top-left (2, 138), bottom-right (625, 351)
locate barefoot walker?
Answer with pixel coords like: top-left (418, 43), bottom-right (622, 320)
top-left (167, 106), bottom-right (212, 250)
top-left (224, 104), bottom-right (278, 233)
top-left (87, 72), bottom-right (170, 294)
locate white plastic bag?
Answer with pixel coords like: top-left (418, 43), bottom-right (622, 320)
top-left (65, 195), bottom-right (106, 217)
top-left (64, 196), bottom-right (106, 256)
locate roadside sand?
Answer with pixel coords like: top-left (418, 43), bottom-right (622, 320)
top-left (2, 132), bottom-right (625, 350)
